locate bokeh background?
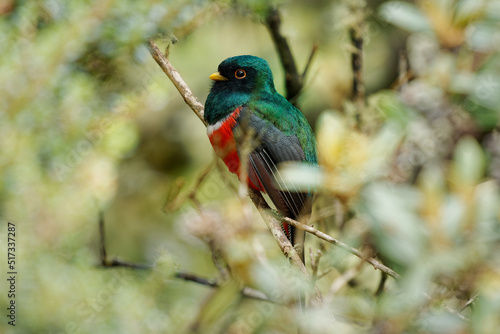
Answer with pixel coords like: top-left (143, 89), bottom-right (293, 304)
top-left (1, 0), bottom-right (500, 333)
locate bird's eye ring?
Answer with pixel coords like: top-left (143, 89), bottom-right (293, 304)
top-left (235, 69), bottom-right (246, 79)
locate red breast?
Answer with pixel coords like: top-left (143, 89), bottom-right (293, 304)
top-left (207, 107), bottom-right (264, 191)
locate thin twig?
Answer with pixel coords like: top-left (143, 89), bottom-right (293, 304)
top-left (461, 293), bottom-right (479, 312)
top-left (147, 39), bottom-right (206, 126)
top-left (443, 303), bottom-right (469, 321)
top-left (302, 43), bottom-right (319, 81)
top-left (102, 258), bottom-right (151, 270)
top-left (175, 271), bottom-right (217, 287)
top-left (282, 217), bottom-right (400, 279)
top-left (317, 269), bottom-right (333, 280)
top-left (174, 272), bottom-right (272, 302)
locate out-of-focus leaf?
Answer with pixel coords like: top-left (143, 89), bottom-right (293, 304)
top-left (466, 22), bottom-right (500, 52)
top-left (102, 119), bottom-right (139, 158)
top-left (418, 311), bottom-right (466, 333)
top-left (474, 180), bottom-right (500, 240)
top-left (359, 182), bottom-right (427, 270)
top-left (451, 136), bottom-right (485, 188)
top-left (455, 0), bottom-right (488, 26)
top-left (314, 111), bottom-right (402, 199)
top-left (191, 280), bottom-right (241, 334)
top-left (279, 162), bottom-right (323, 192)
top-left (378, 1), bottom-right (432, 32)
top-left (463, 98), bottom-right (499, 131)
top-left (420, 0), bottom-right (466, 48)
top-left (472, 268), bottom-right (500, 333)
top-left (153, 250), bottom-right (178, 280)
top-left (369, 90), bottom-right (416, 129)
top-left (163, 177), bottom-right (187, 213)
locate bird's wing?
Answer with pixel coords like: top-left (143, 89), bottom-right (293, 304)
top-left (234, 109), bottom-right (312, 245)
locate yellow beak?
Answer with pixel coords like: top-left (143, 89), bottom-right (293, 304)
top-left (209, 72), bottom-right (228, 81)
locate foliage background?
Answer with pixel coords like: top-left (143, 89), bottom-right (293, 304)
top-left (1, 0), bottom-right (500, 333)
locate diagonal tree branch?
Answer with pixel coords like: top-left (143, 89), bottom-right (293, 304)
top-left (148, 39), bottom-right (206, 126)
top-left (282, 216), bottom-right (400, 279)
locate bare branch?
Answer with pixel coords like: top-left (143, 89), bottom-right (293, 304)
top-left (283, 217), bottom-right (400, 280)
top-left (101, 258), bottom-right (151, 270)
top-left (265, 7), bottom-right (302, 103)
top-left (175, 271), bottom-right (217, 287)
top-left (147, 39), bottom-right (206, 126)
top-left (175, 272), bottom-right (273, 302)
top-left (302, 43), bottom-right (319, 81)
top-left (443, 303), bottom-right (469, 321)
top-left (461, 293), bottom-right (479, 312)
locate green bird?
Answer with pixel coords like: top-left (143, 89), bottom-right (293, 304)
top-left (205, 55), bottom-right (317, 263)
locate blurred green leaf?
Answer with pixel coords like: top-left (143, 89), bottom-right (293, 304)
top-left (369, 90), bottom-right (416, 129)
top-left (359, 182), bottom-right (427, 271)
top-left (452, 136), bottom-right (485, 187)
top-left (191, 280), bottom-right (241, 334)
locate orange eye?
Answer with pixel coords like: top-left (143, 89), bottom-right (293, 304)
top-left (235, 69), bottom-right (246, 79)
